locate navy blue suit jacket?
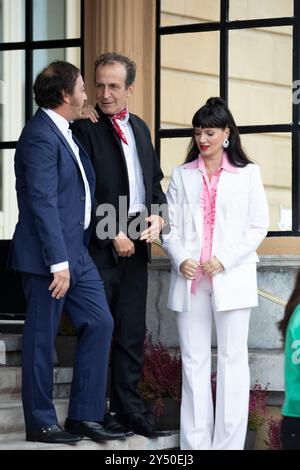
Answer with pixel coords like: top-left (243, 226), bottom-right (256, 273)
top-left (9, 108), bottom-right (96, 276)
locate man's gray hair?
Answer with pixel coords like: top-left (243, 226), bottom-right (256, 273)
top-left (94, 52), bottom-right (136, 89)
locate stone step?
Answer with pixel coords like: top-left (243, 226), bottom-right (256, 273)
top-left (248, 349), bottom-right (284, 391)
top-left (0, 334), bottom-right (62, 367)
top-left (212, 348), bottom-right (284, 391)
top-left (0, 334), bottom-right (22, 366)
top-left (0, 366), bottom-right (72, 399)
top-left (0, 431), bottom-right (179, 451)
top-left (0, 367), bottom-right (21, 398)
top-left (0, 398), bottom-right (69, 434)
top-left (0, 395), bottom-right (179, 441)
top-left (0, 348), bottom-right (285, 394)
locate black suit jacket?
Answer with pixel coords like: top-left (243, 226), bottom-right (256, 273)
top-left (71, 107), bottom-right (167, 267)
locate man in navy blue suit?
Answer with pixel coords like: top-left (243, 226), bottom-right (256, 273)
top-left (9, 61), bottom-right (126, 444)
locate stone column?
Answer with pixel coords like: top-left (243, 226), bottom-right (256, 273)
top-left (84, 0), bottom-right (156, 132)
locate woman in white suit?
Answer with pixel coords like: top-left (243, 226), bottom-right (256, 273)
top-left (163, 97), bottom-right (269, 450)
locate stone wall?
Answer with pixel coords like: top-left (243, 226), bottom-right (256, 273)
top-left (146, 255), bottom-right (299, 391)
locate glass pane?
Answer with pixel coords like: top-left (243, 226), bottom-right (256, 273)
top-left (0, 151), bottom-right (2, 210)
top-left (33, 47), bottom-right (81, 113)
top-left (161, 0), bottom-right (220, 27)
top-left (33, 0), bottom-right (81, 41)
top-left (229, 27), bottom-right (292, 126)
top-left (240, 133), bottom-right (291, 231)
top-left (161, 133), bottom-right (290, 232)
top-left (0, 149), bottom-right (18, 239)
top-left (160, 137), bottom-right (191, 192)
top-left (161, 32), bottom-right (219, 128)
top-left (0, 50), bottom-right (25, 141)
top-left (230, 0), bottom-right (293, 21)
top-left (0, 0), bottom-right (25, 43)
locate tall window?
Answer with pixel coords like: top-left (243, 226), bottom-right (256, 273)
top-left (0, 0), bottom-right (84, 239)
top-left (156, 0), bottom-right (300, 235)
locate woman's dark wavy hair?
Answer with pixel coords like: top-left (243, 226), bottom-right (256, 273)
top-left (185, 97), bottom-right (252, 167)
top-left (278, 269), bottom-right (300, 344)
top-left (33, 61), bottom-right (80, 109)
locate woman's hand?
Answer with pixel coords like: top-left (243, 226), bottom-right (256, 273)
top-left (202, 256), bottom-right (224, 276)
top-left (180, 259), bottom-right (200, 280)
top-left (140, 215), bottom-right (165, 243)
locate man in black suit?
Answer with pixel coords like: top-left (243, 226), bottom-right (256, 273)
top-left (71, 53), bottom-right (167, 437)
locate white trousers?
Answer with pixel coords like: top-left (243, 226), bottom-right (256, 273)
top-left (176, 276), bottom-right (251, 450)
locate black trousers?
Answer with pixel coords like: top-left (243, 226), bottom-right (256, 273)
top-left (281, 416), bottom-right (300, 450)
top-left (98, 239), bottom-right (148, 413)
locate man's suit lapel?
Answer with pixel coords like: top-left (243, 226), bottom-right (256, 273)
top-left (37, 109), bottom-right (80, 167)
top-left (52, 126), bottom-right (79, 166)
top-left (129, 115), bottom-right (149, 187)
top-left (37, 109), bottom-right (95, 192)
top-left (51, 123), bottom-right (96, 193)
top-left (99, 109), bottom-right (131, 197)
top-left (73, 135), bottom-right (96, 193)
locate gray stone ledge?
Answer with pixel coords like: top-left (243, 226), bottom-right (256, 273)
top-left (149, 255), bottom-right (300, 270)
top-left (258, 255), bottom-right (300, 269)
top-left (0, 431), bottom-right (180, 451)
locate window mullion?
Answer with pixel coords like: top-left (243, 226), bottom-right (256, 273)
top-left (220, 0), bottom-right (229, 101)
top-left (25, 0), bottom-right (33, 121)
top-left (291, 0), bottom-right (300, 233)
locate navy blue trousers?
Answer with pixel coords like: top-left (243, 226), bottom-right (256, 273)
top-left (21, 249), bottom-right (113, 430)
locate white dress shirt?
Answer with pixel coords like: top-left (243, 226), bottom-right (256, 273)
top-left (118, 113), bottom-right (146, 214)
top-left (42, 108), bottom-right (92, 273)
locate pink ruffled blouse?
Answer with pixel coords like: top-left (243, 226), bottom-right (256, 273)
top-left (191, 152), bottom-right (239, 294)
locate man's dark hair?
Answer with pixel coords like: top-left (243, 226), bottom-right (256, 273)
top-left (94, 53), bottom-right (136, 89)
top-left (33, 61), bottom-right (80, 109)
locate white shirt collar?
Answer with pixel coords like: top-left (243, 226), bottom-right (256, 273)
top-left (42, 108), bottom-right (70, 135)
top-left (116, 109), bottom-right (130, 125)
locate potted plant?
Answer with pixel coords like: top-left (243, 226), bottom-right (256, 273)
top-left (138, 336), bottom-right (181, 430)
top-left (55, 313), bottom-right (77, 367)
top-left (139, 335), bottom-right (270, 444)
top-left (244, 382), bottom-right (268, 450)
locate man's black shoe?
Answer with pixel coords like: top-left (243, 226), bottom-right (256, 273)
top-left (101, 413), bottom-right (134, 437)
top-left (26, 424), bottom-right (82, 444)
top-left (65, 418), bottom-right (127, 442)
top-left (143, 411), bottom-right (174, 436)
top-left (116, 412), bottom-right (173, 438)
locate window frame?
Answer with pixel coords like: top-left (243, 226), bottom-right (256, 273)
top-left (0, 0), bottom-right (84, 150)
top-left (155, 0), bottom-right (300, 236)
top-left (0, 0), bottom-right (84, 320)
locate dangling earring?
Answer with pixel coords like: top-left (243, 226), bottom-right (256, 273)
top-left (223, 138), bottom-right (229, 149)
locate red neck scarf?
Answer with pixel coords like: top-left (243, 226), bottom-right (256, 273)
top-left (110, 108), bottom-right (128, 145)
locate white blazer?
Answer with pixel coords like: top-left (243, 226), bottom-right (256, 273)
top-left (162, 159), bottom-right (269, 312)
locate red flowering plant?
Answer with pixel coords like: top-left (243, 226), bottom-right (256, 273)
top-left (264, 416), bottom-right (282, 450)
top-left (248, 382), bottom-right (269, 430)
top-left (138, 336), bottom-right (181, 417)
